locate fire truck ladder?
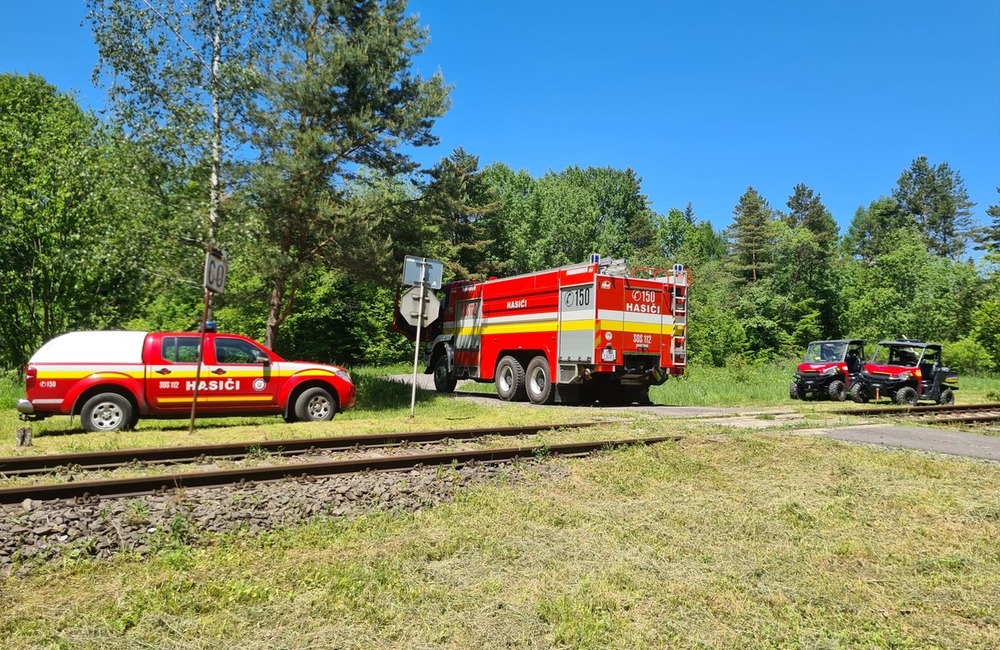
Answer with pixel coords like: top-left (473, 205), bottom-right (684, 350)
top-left (671, 284), bottom-right (687, 366)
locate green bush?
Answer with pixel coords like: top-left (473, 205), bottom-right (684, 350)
top-left (945, 337), bottom-right (996, 375)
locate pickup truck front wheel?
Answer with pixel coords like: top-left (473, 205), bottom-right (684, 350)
top-left (294, 387), bottom-right (337, 422)
top-left (81, 393), bottom-right (134, 432)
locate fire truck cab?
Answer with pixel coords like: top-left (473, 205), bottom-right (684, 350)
top-left (396, 257), bottom-right (689, 405)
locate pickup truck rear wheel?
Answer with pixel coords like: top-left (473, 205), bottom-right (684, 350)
top-left (81, 393), bottom-right (134, 432)
top-left (295, 387), bottom-right (337, 422)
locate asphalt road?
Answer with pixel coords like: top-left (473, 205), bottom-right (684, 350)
top-left (389, 375), bottom-right (1000, 462)
top-left (818, 424), bottom-right (1000, 462)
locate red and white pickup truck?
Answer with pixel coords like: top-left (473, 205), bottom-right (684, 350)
top-left (16, 329), bottom-right (357, 432)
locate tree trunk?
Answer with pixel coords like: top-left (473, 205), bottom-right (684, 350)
top-left (265, 269), bottom-right (287, 350)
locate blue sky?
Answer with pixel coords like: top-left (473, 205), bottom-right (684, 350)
top-left (2, 0), bottom-right (998, 235)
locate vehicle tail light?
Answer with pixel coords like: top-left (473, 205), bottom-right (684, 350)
top-left (25, 365), bottom-right (37, 390)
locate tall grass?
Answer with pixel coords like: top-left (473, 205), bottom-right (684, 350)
top-left (0, 370), bottom-right (21, 411)
top-left (652, 358), bottom-right (797, 407)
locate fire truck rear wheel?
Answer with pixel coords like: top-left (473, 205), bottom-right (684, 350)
top-left (496, 356), bottom-right (527, 402)
top-left (81, 393), bottom-right (134, 433)
top-left (295, 387), bottom-right (337, 421)
top-left (525, 356), bottom-right (554, 405)
top-left (433, 355), bottom-right (457, 393)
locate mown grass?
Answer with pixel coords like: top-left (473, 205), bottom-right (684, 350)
top-left (2, 423), bottom-right (998, 648)
top-left (2, 364), bottom-right (999, 647)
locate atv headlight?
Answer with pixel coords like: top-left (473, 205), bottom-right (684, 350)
top-left (821, 366), bottom-right (838, 376)
top-left (896, 372), bottom-right (911, 381)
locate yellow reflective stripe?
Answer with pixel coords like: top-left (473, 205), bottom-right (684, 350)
top-left (597, 321), bottom-right (662, 335)
top-left (456, 321), bottom-right (559, 336)
top-left (39, 371), bottom-right (144, 380)
top-left (158, 396), bottom-right (273, 403)
top-left (455, 320), bottom-right (686, 336)
top-left (560, 320), bottom-right (595, 332)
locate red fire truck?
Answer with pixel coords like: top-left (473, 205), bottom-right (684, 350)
top-left (395, 257), bottom-right (689, 405)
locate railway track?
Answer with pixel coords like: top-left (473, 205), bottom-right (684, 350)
top-left (0, 425), bottom-right (681, 505)
top-left (833, 403), bottom-right (1000, 427)
top-left (0, 422), bottom-right (602, 477)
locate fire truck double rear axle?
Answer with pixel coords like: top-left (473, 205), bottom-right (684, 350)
top-left (395, 258), bottom-right (689, 405)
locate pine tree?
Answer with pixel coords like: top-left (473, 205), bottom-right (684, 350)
top-left (976, 187), bottom-right (1000, 260)
top-left (422, 148), bottom-right (499, 280)
top-left (893, 156), bottom-right (975, 259)
top-left (727, 187), bottom-right (775, 282)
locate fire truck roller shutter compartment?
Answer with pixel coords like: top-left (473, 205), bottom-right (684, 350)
top-left (559, 281), bottom-right (597, 368)
top-left (454, 298), bottom-right (482, 371)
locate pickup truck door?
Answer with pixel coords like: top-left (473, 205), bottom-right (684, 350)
top-left (146, 334), bottom-right (201, 412)
top-left (202, 335), bottom-right (281, 412)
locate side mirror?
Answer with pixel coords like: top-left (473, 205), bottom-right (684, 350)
top-left (256, 353), bottom-right (271, 366)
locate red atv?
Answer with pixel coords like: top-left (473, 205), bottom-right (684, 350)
top-left (789, 339), bottom-right (866, 401)
top-left (851, 339), bottom-right (959, 406)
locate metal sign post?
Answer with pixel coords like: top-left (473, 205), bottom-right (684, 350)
top-left (401, 256), bottom-right (444, 418)
top-left (189, 248), bottom-right (227, 435)
top-left (409, 282), bottom-right (426, 419)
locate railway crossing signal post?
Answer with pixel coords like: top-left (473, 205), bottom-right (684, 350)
top-left (189, 247), bottom-right (228, 434)
top-left (401, 256), bottom-right (443, 418)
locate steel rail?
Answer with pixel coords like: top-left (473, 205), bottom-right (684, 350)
top-left (921, 414), bottom-right (1000, 425)
top-left (831, 403), bottom-right (1000, 417)
top-left (0, 435), bottom-right (682, 505)
top-left (0, 422), bottom-right (603, 476)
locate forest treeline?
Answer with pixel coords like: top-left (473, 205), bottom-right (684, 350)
top-left (2, 1), bottom-right (999, 375)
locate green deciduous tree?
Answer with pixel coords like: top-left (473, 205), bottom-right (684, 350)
top-left (480, 164), bottom-right (662, 275)
top-left (87, 0), bottom-right (266, 243)
top-left (774, 184), bottom-right (840, 344)
top-left (840, 227), bottom-right (980, 343)
top-left (843, 197), bottom-right (908, 263)
top-left (970, 296), bottom-right (1000, 371)
top-left (0, 74), bottom-right (152, 369)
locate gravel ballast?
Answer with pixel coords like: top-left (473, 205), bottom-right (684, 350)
top-left (1, 459), bottom-right (568, 576)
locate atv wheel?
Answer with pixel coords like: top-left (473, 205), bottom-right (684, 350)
top-left (827, 380), bottom-right (847, 402)
top-left (789, 382), bottom-right (800, 400)
top-left (850, 382), bottom-right (869, 404)
top-left (938, 388), bottom-right (955, 405)
top-left (895, 386), bottom-right (918, 406)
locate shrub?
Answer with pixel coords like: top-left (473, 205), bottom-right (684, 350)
top-left (945, 337), bottom-right (996, 375)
